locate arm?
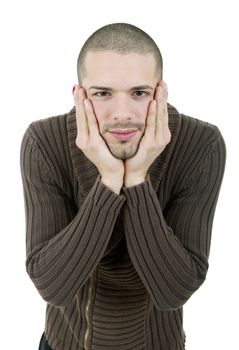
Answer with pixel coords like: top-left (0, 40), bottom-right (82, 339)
top-left (20, 129), bottom-right (125, 307)
top-left (122, 131), bottom-right (226, 310)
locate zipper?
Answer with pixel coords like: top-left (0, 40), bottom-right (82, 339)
top-left (84, 274), bottom-right (94, 350)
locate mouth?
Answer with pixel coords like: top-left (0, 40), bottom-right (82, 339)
top-left (108, 129), bottom-right (139, 141)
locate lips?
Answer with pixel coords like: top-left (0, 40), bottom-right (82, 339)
top-left (109, 129), bottom-right (138, 141)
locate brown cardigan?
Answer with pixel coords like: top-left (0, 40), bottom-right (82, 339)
top-left (20, 103), bottom-right (226, 349)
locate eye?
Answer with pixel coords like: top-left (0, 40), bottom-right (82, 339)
top-left (94, 91), bottom-right (111, 97)
top-left (133, 90), bottom-right (149, 97)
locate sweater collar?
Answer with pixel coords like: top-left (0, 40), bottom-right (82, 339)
top-left (66, 103), bottom-right (181, 196)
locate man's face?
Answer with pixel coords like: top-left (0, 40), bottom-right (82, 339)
top-left (82, 51), bottom-right (159, 160)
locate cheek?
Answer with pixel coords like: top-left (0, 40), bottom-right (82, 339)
top-left (90, 100), bottom-right (105, 122)
top-left (136, 101), bottom-right (150, 124)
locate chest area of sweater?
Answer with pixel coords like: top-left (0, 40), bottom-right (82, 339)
top-left (97, 236), bottom-right (144, 290)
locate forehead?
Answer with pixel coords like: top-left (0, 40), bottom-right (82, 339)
top-left (83, 51), bottom-right (157, 87)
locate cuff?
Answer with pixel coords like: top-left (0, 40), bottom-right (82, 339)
top-left (122, 174), bottom-right (155, 208)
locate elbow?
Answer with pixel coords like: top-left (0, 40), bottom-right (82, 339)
top-left (152, 273), bottom-right (207, 311)
top-left (152, 296), bottom-right (189, 312)
top-left (40, 292), bottom-right (73, 308)
top-left (26, 260), bottom-right (75, 308)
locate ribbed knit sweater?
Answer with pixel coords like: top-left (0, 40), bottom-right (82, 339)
top-left (20, 103), bottom-right (226, 350)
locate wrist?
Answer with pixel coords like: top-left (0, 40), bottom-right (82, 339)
top-left (101, 175), bottom-right (123, 194)
top-left (124, 172), bottom-right (146, 188)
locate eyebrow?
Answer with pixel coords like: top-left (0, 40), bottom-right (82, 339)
top-left (89, 85), bottom-right (154, 91)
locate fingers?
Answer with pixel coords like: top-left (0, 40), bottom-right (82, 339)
top-left (145, 99), bottom-right (157, 134)
top-left (144, 80), bottom-right (167, 139)
top-left (73, 85), bottom-right (89, 138)
top-left (155, 80), bottom-right (168, 123)
top-left (73, 85), bottom-right (101, 146)
top-left (83, 98), bottom-right (100, 139)
top-left (155, 80), bottom-right (170, 140)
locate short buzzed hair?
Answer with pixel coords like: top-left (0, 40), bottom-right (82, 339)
top-left (77, 23), bottom-right (163, 84)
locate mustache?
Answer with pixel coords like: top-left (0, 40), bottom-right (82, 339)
top-left (102, 122), bottom-right (144, 132)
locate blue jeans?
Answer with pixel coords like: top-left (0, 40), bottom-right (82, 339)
top-left (38, 333), bottom-right (53, 350)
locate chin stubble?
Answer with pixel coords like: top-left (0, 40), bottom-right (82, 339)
top-left (106, 138), bottom-right (142, 160)
top-left (101, 121), bottom-right (145, 160)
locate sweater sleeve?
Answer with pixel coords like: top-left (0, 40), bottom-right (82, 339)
top-left (20, 128), bottom-right (125, 307)
top-left (122, 131), bottom-right (226, 311)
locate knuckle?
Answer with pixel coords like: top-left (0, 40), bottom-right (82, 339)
top-left (88, 142), bottom-right (97, 152)
top-left (75, 137), bottom-right (87, 151)
top-left (147, 142), bottom-right (158, 152)
top-left (166, 130), bottom-right (171, 143)
top-left (88, 120), bottom-right (95, 128)
top-left (148, 119), bottom-right (156, 128)
top-left (75, 139), bottom-right (82, 149)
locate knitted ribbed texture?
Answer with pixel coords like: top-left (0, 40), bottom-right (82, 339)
top-left (20, 103), bottom-right (226, 349)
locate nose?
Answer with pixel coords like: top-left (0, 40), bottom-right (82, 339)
top-left (111, 94), bottom-right (133, 121)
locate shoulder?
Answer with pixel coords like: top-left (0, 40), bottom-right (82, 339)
top-left (166, 105), bottom-right (226, 190)
top-left (180, 112), bottom-right (222, 144)
top-left (21, 108), bottom-right (75, 185)
top-left (167, 103), bottom-right (225, 160)
top-left (180, 113), bottom-right (226, 164)
top-left (25, 110), bottom-right (69, 144)
top-left (21, 107), bottom-right (75, 157)
top-left (168, 102), bottom-right (224, 150)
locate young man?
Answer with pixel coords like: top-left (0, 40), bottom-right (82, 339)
top-left (20, 23), bottom-right (226, 350)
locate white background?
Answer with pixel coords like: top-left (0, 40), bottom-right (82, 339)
top-left (1, 0), bottom-right (238, 349)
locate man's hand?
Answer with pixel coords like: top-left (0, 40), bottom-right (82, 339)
top-left (73, 85), bottom-right (124, 194)
top-left (124, 80), bottom-right (171, 187)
